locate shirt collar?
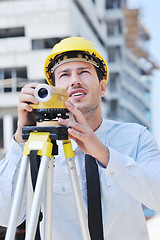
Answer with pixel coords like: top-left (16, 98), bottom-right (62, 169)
top-left (94, 118), bottom-right (107, 137)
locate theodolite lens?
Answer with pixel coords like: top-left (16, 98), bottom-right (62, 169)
top-left (34, 84), bottom-right (53, 102)
top-left (38, 88), bottom-right (48, 99)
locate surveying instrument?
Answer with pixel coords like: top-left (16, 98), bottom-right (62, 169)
top-left (5, 84), bottom-right (90, 240)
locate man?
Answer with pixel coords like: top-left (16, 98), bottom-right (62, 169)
top-left (0, 37), bottom-right (160, 240)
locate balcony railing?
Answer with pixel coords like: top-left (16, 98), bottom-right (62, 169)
top-left (0, 78), bottom-right (44, 93)
top-left (0, 78), bottom-right (29, 93)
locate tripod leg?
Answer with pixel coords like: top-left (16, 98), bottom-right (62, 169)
top-left (43, 157), bottom-right (54, 240)
top-left (5, 155), bottom-right (29, 240)
top-left (25, 156), bottom-right (50, 240)
top-left (63, 140), bottom-right (91, 240)
top-left (26, 162), bottom-right (33, 232)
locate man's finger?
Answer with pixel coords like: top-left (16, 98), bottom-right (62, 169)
top-left (65, 101), bottom-right (87, 125)
top-left (19, 93), bottom-right (38, 104)
top-left (68, 128), bottom-right (84, 140)
top-left (18, 103), bottom-right (33, 112)
top-left (58, 118), bottom-right (90, 135)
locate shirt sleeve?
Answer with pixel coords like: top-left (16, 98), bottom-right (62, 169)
top-left (0, 137), bottom-right (26, 227)
top-left (105, 127), bottom-right (160, 212)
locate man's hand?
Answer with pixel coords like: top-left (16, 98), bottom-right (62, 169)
top-left (58, 100), bottom-right (109, 167)
top-left (15, 82), bottom-right (40, 143)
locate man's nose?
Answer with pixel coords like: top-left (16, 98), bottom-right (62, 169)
top-left (70, 74), bottom-right (82, 87)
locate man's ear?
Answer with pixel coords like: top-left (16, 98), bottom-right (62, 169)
top-left (100, 79), bottom-right (107, 97)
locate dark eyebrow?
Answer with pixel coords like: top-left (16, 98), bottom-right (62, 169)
top-left (60, 69), bottom-right (70, 73)
top-left (77, 67), bottom-right (91, 70)
top-left (54, 70), bottom-right (69, 79)
top-left (57, 69), bottom-right (70, 75)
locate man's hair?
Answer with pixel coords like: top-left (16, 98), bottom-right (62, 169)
top-left (95, 67), bottom-right (104, 82)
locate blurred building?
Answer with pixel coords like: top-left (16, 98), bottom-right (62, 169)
top-left (103, 4), bottom-right (158, 129)
top-left (0, 0), bottom-right (157, 156)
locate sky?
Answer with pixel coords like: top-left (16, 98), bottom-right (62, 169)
top-left (129, 0), bottom-right (160, 144)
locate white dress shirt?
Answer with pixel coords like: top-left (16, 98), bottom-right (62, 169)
top-left (0, 119), bottom-right (160, 240)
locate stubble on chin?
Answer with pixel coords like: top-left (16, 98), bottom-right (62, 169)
top-left (69, 88), bottom-right (101, 118)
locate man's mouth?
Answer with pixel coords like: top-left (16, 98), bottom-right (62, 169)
top-left (69, 89), bottom-right (87, 98)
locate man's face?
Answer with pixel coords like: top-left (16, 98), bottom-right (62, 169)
top-left (54, 61), bottom-right (106, 115)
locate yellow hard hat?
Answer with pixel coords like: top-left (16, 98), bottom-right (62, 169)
top-left (44, 37), bottom-right (109, 85)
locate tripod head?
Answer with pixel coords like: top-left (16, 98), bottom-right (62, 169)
top-left (30, 84), bottom-right (69, 124)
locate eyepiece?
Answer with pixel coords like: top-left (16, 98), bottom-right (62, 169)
top-left (34, 84), bottom-right (53, 102)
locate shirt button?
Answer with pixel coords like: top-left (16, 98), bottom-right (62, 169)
top-left (110, 172), bottom-right (115, 176)
top-left (62, 186), bottom-right (65, 192)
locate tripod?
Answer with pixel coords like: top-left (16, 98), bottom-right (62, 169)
top-left (5, 123), bottom-right (90, 240)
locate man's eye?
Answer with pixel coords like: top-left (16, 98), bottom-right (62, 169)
top-left (60, 73), bottom-right (68, 78)
top-left (81, 70), bottom-right (89, 74)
